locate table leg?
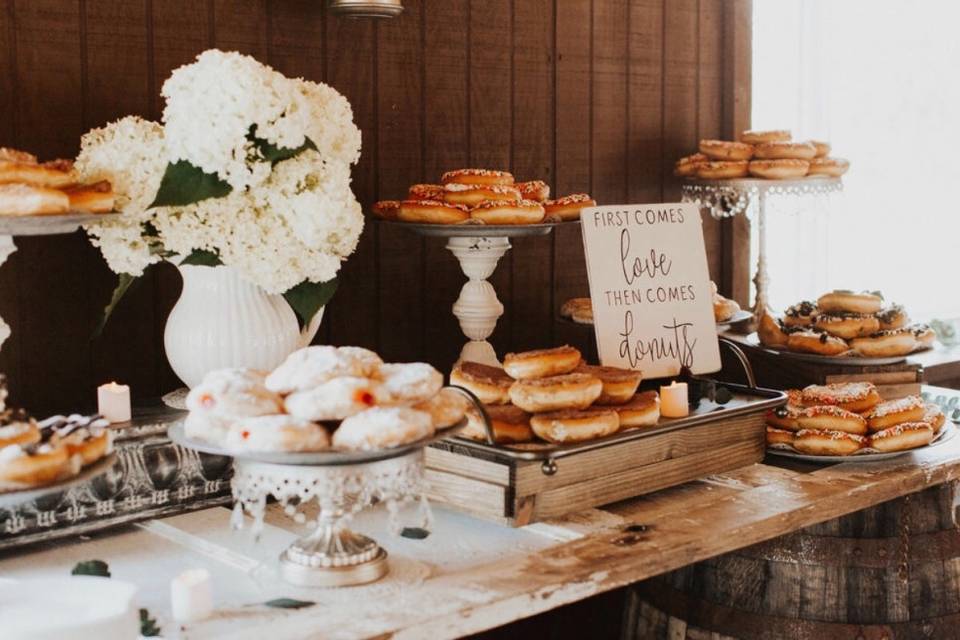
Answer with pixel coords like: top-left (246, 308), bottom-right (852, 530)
top-left (446, 237), bottom-right (510, 367)
top-left (751, 190), bottom-right (769, 318)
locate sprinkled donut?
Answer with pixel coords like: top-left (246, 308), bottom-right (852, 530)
top-left (544, 193), bottom-right (596, 221)
top-left (266, 347), bottom-right (380, 394)
top-left (408, 183), bottom-right (446, 200)
top-left (865, 396), bottom-right (925, 432)
top-left (807, 157), bottom-right (849, 177)
top-left (869, 422), bottom-right (933, 453)
top-left (801, 382), bottom-right (880, 413)
top-left (332, 407), bottom-right (434, 450)
top-left (796, 406), bottom-right (868, 435)
top-left (187, 368), bottom-right (282, 418)
top-left (699, 140), bottom-right (754, 161)
top-left (441, 168), bottom-right (515, 187)
top-left (284, 377), bottom-right (384, 422)
top-left (470, 199), bottom-right (545, 225)
top-left (674, 153), bottom-right (709, 177)
top-left (696, 160), bottom-right (749, 180)
top-left (225, 415), bottom-right (330, 452)
top-left (516, 180), bottom-right (550, 202)
top-left (753, 141), bottom-right (816, 160)
top-left (766, 426), bottom-right (796, 447)
top-left (379, 362), bottom-right (444, 405)
top-left (397, 199), bottom-right (470, 224)
top-left (748, 159), bottom-right (810, 180)
top-left (923, 403), bottom-right (946, 434)
top-left (794, 429), bottom-right (866, 456)
top-left (442, 183), bottom-right (521, 207)
top-left (371, 200), bottom-right (400, 220)
top-left (740, 130), bottom-right (791, 144)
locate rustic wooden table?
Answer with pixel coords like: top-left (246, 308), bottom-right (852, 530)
top-left (3, 388), bottom-right (960, 639)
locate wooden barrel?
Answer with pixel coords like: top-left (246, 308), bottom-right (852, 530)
top-left (624, 482), bottom-right (960, 639)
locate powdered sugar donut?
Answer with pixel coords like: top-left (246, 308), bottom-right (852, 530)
top-left (266, 347), bottom-right (374, 394)
top-left (187, 368), bottom-right (282, 418)
top-left (332, 407), bottom-right (434, 450)
top-left (379, 363), bottom-right (443, 405)
top-left (336, 346), bottom-right (383, 377)
top-left (225, 415), bottom-right (330, 452)
top-left (414, 388), bottom-right (469, 429)
top-left (184, 411), bottom-right (231, 445)
top-left (284, 377), bottom-right (384, 422)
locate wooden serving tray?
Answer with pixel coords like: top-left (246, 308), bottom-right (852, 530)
top-left (426, 383), bottom-right (785, 526)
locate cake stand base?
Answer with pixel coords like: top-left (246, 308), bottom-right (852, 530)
top-left (280, 547), bottom-right (389, 587)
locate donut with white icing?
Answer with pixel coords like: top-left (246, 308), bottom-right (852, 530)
top-left (379, 363), bottom-right (444, 405)
top-left (187, 368), bottom-right (282, 417)
top-left (225, 415), bottom-right (330, 452)
top-left (332, 407), bottom-right (434, 450)
top-left (284, 377), bottom-right (384, 422)
top-left (266, 347), bottom-right (379, 394)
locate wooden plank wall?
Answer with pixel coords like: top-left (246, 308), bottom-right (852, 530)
top-left (0, 0), bottom-right (751, 415)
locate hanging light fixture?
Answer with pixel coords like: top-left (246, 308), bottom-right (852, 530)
top-left (327, 0), bottom-right (403, 19)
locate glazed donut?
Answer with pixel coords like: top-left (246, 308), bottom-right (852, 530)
top-left (0, 419), bottom-right (39, 448)
top-left (674, 153), bottom-right (709, 177)
top-left (58, 427), bottom-right (111, 467)
top-left (793, 429), bottom-right (866, 456)
top-left (869, 422), bottom-right (933, 453)
top-left (0, 159), bottom-right (77, 189)
top-left (865, 395), bottom-right (925, 432)
top-left (266, 346), bottom-right (381, 394)
top-left (462, 404), bottom-right (533, 444)
top-left (713, 294), bottom-right (741, 322)
top-left (783, 301), bottom-right (819, 327)
top-left (817, 290), bottom-right (883, 315)
top-left (503, 345), bottom-right (582, 380)
top-left (696, 161), bottom-right (749, 180)
top-left (740, 130), bottom-right (791, 145)
top-left (786, 329), bottom-right (851, 356)
top-left (441, 169), bottom-right (514, 187)
top-left (226, 415), bottom-right (330, 452)
top-left (470, 199), bottom-right (545, 225)
top-left (796, 406), bottom-right (868, 435)
top-left (65, 181), bottom-right (114, 214)
top-left (372, 200), bottom-right (401, 220)
top-left (284, 377), bottom-right (384, 421)
top-left (0, 183), bottom-right (70, 216)
top-left (379, 362), bottom-right (444, 405)
top-left (575, 364), bottom-right (642, 405)
top-left (615, 390), bottom-right (661, 429)
top-left (801, 382), bottom-right (881, 414)
top-left (922, 403), bottom-right (946, 434)
top-left (752, 141), bottom-right (817, 160)
top-left (807, 157), bottom-right (849, 177)
top-left (560, 297), bottom-right (591, 321)
top-left (508, 373), bottom-right (602, 413)
top-left (850, 329), bottom-right (918, 358)
top-left (814, 313), bottom-right (881, 340)
top-left (442, 183), bottom-right (521, 207)
top-left (188, 368), bottom-right (282, 418)
top-left (0, 442), bottom-right (74, 489)
top-left (810, 140), bottom-right (831, 158)
top-left (397, 199), bottom-right (470, 224)
top-left (450, 361), bottom-right (514, 405)
top-left (876, 304), bottom-right (909, 331)
top-left (516, 180), bottom-right (550, 202)
top-left (333, 407), bottom-right (434, 450)
top-left (748, 159), bottom-right (809, 179)
top-left (910, 323), bottom-right (936, 349)
top-left (408, 183), bottom-right (446, 200)
top-left (529, 408), bottom-right (620, 444)
top-left (543, 193), bottom-right (596, 222)
top-left (414, 388), bottom-right (469, 429)
top-left (766, 426), bottom-right (796, 447)
top-left (698, 140), bottom-right (754, 161)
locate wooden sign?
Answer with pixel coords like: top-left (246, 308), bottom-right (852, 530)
top-left (579, 203), bottom-right (721, 378)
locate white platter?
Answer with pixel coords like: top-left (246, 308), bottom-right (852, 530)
top-left (0, 454), bottom-right (118, 508)
top-left (767, 422), bottom-right (956, 464)
top-left (0, 212), bottom-right (116, 236)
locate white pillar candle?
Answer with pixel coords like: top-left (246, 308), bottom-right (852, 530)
top-left (171, 568), bottom-right (213, 623)
top-left (659, 381), bottom-right (689, 418)
top-left (97, 382), bottom-right (131, 424)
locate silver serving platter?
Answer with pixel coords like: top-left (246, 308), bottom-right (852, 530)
top-left (376, 218), bottom-right (579, 238)
top-left (767, 422), bottom-right (956, 464)
top-left (682, 176), bottom-right (843, 189)
top-left (715, 309), bottom-right (755, 327)
top-left (0, 453), bottom-right (118, 508)
top-left (741, 332), bottom-right (930, 366)
top-left (0, 212), bottom-right (116, 236)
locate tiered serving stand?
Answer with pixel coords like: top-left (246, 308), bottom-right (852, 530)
top-left (680, 177), bottom-right (843, 321)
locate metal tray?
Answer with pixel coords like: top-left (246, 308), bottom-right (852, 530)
top-left (558, 309), bottom-right (753, 330)
top-left (376, 218), bottom-right (579, 238)
top-left (0, 454), bottom-right (118, 508)
top-left (0, 212), bottom-right (116, 236)
top-left (767, 422), bottom-right (957, 464)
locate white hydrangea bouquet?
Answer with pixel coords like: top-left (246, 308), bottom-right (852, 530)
top-left (77, 49), bottom-right (362, 329)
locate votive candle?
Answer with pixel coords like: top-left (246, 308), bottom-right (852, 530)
top-left (659, 381), bottom-right (689, 418)
top-left (171, 568), bottom-right (213, 623)
top-left (97, 382), bottom-right (131, 423)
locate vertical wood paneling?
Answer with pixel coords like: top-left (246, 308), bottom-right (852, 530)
top-left (267, 0), bottom-right (323, 79)
top-left (698, 0), bottom-right (724, 282)
top-left (211, 0), bottom-right (267, 57)
top-left (662, 0), bottom-right (698, 201)
top-left (627, 0), bottom-right (663, 203)
top-left (0, 0), bottom-right (21, 402)
top-left (592, 0), bottom-right (628, 205)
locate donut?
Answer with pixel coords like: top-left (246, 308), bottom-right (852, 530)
top-left (408, 183), bottom-right (446, 200)
top-left (470, 199), bottom-right (545, 225)
top-left (817, 290), bottom-right (883, 315)
top-left (462, 404), bottom-right (533, 444)
top-left (713, 294), bottom-right (741, 322)
top-left (766, 390), bottom-right (805, 430)
top-left (796, 406), bottom-right (868, 435)
top-left (615, 390), bottom-right (661, 429)
top-left (372, 200), bottom-right (401, 220)
top-left (740, 130), bottom-right (791, 144)
top-left (529, 408), bottom-right (620, 444)
top-left (0, 147), bottom-right (36, 164)
top-left (543, 193), bottom-right (596, 222)
top-left (910, 323), bottom-right (936, 349)
top-left (266, 346), bottom-right (381, 394)
top-left (284, 377), bottom-right (384, 421)
top-left (0, 159), bottom-right (77, 188)
top-left (810, 140), bottom-right (831, 157)
top-left (801, 382), bottom-right (881, 414)
top-left (876, 304), bottom-right (909, 331)
top-left (766, 426), bottom-right (796, 447)
top-left (752, 141), bottom-right (817, 160)
top-left (698, 140), bottom-right (754, 161)
top-left (793, 429), bottom-right (866, 456)
top-left (188, 368), bottom-right (282, 418)
top-left (41, 414), bottom-right (113, 466)
top-left (560, 297), bottom-right (591, 321)
top-left (516, 180), bottom-right (550, 202)
top-left (575, 364), bottom-right (642, 405)
top-left (442, 183), bottom-right (521, 207)
top-left (225, 415), bottom-right (330, 452)
top-left (0, 419), bottom-right (39, 448)
top-left (786, 329), bottom-right (851, 356)
top-left (440, 169), bottom-right (514, 187)
top-left (869, 422), bottom-right (933, 453)
top-left (397, 199), bottom-right (470, 224)
top-left (813, 313), bottom-right (881, 340)
top-left (865, 395), bottom-right (925, 432)
top-left (674, 153), bottom-right (709, 177)
top-left (748, 159), bottom-right (810, 179)
top-left (757, 311), bottom-right (790, 348)
top-left (503, 345), bottom-right (581, 380)
top-left (922, 403), bottom-right (946, 434)
top-left (807, 157), bottom-right (849, 177)
top-left (414, 388), bottom-right (469, 429)
top-left (696, 160), bottom-right (749, 180)
top-left (0, 442), bottom-right (74, 489)
top-left (333, 407), bottom-right (434, 450)
top-left (184, 411), bottom-right (231, 444)
top-left (379, 362), bottom-right (444, 405)
top-left (783, 301), bottom-right (819, 327)
top-left (65, 181), bottom-right (114, 213)
top-left (850, 329), bottom-right (918, 358)
top-left (0, 183), bottom-right (70, 216)
top-left (509, 373), bottom-right (602, 413)
top-left (336, 347), bottom-right (384, 376)
top-left (450, 361), bottom-right (514, 405)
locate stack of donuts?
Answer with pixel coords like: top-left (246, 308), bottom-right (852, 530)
top-left (371, 168), bottom-right (596, 225)
top-left (560, 281), bottom-right (742, 326)
top-left (758, 290), bottom-right (934, 358)
top-left (674, 130), bottom-right (850, 181)
top-left (184, 346), bottom-right (468, 454)
top-left (0, 146), bottom-right (115, 216)
top-left (450, 345), bottom-right (660, 445)
top-left (766, 381), bottom-right (945, 456)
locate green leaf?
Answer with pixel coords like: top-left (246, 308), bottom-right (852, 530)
top-left (93, 274), bottom-right (141, 338)
top-left (150, 160), bottom-right (232, 208)
top-left (248, 126), bottom-right (317, 166)
top-left (264, 598), bottom-right (315, 610)
top-left (71, 559), bottom-right (111, 577)
top-left (283, 278), bottom-right (338, 327)
top-left (400, 527), bottom-right (430, 540)
top-left (180, 249), bottom-right (223, 267)
top-left (140, 608), bottom-right (162, 636)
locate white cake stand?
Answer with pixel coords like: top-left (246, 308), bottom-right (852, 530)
top-left (378, 219), bottom-right (579, 366)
